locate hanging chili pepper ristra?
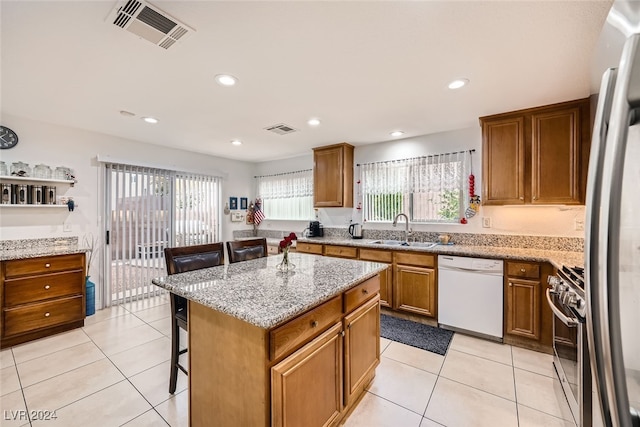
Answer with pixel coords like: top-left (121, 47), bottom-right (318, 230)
top-left (463, 150), bottom-right (481, 222)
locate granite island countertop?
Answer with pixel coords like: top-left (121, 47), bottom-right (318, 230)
top-left (152, 252), bottom-right (387, 329)
top-left (294, 237), bottom-right (584, 270)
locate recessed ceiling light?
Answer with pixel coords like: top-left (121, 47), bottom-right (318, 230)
top-left (307, 118), bottom-right (321, 126)
top-left (390, 131), bottom-right (404, 137)
top-left (142, 117), bottom-right (158, 124)
top-left (231, 140), bottom-right (242, 146)
top-left (215, 74), bottom-right (237, 86)
top-left (448, 79), bottom-right (469, 89)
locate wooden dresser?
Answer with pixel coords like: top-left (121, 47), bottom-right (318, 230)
top-left (1, 253), bottom-right (86, 348)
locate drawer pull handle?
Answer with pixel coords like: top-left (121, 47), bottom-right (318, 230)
top-left (509, 282), bottom-right (513, 287)
top-left (520, 268), bottom-right (526, 273)
top-left (44, 312), bottom-right (51, 317)
top-left (45, 263), bottom-right (51, 268)
top-left (311, 320), bottom-right (318, 328)
top-left (44, 285), bottom-right (51, 290)
top-left (362, 289), bottom-right (369, 295)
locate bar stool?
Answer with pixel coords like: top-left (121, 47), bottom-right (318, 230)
top-left (226, 238), bottom-right (268, 263)
top-left (163, 242), bottom-right (224, 394)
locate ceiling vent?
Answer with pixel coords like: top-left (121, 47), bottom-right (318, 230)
top-left (264, 123), bottom-right (298, 135)
top-left (107, 0), bottom-right (194, 49)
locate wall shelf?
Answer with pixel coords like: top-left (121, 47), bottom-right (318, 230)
top-left (0, 176), bottom-right (76, 186)
top-left (0, 204), bottom-right (69, 208)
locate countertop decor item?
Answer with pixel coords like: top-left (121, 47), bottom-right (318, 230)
top-left (277, 232), bottom-right (297, 272)
top-left (0, 126), bottom-right (18, 149)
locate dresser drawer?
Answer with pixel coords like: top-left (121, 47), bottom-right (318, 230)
top-left (270, 295), bottom-right (342, 361)
top-left (296, 242), bottom-right (323, 255)
top-left (506, 262), bottom-right (540, 279)
top-left (4, 254), bottom-right (85, 278)
top-left (359, 248), bottom-right (392, 263)
top-left (344, 275), bottom-right (380, 313)
top-left (324, 245), bottom-right (358, 259)
top-left (4, 270), bottom-right (84, 307)
top-left (3, 295), bottom-right (84, 337)
top-left (394, 252), bottom-right (435, 268)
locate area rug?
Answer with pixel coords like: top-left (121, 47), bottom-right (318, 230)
top-left (380, 314), bottom-right (454, 356)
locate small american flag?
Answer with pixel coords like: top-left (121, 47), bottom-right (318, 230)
top-left (254, 198), bottom-right (265, 225)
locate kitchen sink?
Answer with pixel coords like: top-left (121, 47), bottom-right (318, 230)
top-left (369, 240), bottom-right (439, 248)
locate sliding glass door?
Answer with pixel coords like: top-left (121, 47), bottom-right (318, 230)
top-left (103, 164), bottom-right (221, 306)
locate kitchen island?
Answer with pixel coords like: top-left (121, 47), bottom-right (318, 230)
top-left (152, 252), bottom-right (387, 427)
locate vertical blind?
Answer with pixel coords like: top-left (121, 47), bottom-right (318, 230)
top-left (104, 163), bottom-right (221, 307)
top-left (361, 151), bottom-right (470, 223)
top-left (255, 169), bottom-right (314, 220)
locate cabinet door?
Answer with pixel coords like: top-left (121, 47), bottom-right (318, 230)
top-left (505, 278), bottom-right (540, 340)
top-left (359, 249), bottom-right (392, 307)
top-left (378, 267), bottom-right (392, 308)
top-left (531, 107), bottom-right (581, 204)
top-left (272, 323), bottom-right (343, 427)
top-left (344, 296), bottom-right (380, 406)
top-left (482, 116), bottom-right (525, 205)
top-left (393, 265), bottom-right (436, 318)
top-left (313, 144), bottom-right (353, 208)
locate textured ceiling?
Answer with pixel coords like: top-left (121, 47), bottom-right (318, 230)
top-left (0, 1), bottom-right (612, 162)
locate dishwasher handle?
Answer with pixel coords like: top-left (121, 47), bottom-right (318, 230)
top-left (438, 265), bottom-right (503, 275)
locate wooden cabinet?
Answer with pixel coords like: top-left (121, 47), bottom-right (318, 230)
top-left (358, 248), bottom-right (392, 308)
top-left (480, 98), bottom-right (590, 205)
top-left (188, 273), bottom-right (381, 427)
top-left (1, 253), bottom-right (86, 348)
top-left (296, 242), bottom-right (323, 255)
top-left (324, 244), bottom-right (358, 259)
top-left (393, 252), bottom-right (437, 318)
top-left (272, 323), bottom-right (343, 427)
top-left (344, 296), bottom-right (380, 406)
top-left (504, 261), bottom-right (554, 352)
top-left (313, 143), bottom-right (354, 208)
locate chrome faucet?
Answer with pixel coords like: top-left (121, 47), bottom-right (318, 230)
top-left (392, 213), bottom-right (412, 242)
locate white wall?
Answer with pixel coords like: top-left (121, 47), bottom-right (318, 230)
top-left (0, 113), bottom-right (255, 289)
top-left (254, 126), bottom-right (586, 238)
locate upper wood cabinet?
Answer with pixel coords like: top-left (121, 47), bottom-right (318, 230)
top-left (313, 143), bottom-right (354, 208)
top-left (480, 98), bottom-right (590, 205)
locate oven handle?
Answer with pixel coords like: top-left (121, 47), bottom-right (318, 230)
top-left (545, 289), bottom-right (578, 327)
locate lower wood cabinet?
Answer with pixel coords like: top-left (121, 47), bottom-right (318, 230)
top-left (296, 242), bottom-right (323, 255)
top-left (504, 261), bottom-right (554, 352)
top-left (272, 323), bottom-right (343, 427)
top-left (358, 248), bottom-right (392, 308)
top-left (1, 253), bottom-right (86, 348)
top-left (393, 252), bottom-right (436, 318)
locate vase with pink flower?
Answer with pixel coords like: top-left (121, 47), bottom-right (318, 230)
top-left (277, 232), bottom-right (297, 272)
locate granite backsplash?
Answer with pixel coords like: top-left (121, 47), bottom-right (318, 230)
top-left (233, 228), bottom-right (583, 252)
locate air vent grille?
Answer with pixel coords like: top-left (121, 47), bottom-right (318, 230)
top-left (107, 0), bottom-right (194, 50)
top-left (265, 124), bottom-right (298, 135)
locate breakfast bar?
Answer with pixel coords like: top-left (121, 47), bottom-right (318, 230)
top-left (152, 252), bottom-right (387, 427)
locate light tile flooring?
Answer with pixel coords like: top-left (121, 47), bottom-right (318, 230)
top-left (0, 295), bottom-right (575, 427)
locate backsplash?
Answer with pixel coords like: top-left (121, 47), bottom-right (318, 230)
top-left (234, 228), bottom-right (583, 252)
top-left (0, 236), bottom-right (79, 251)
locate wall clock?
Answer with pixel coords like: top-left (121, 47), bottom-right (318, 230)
top-left (0, 126), bottom-right (18, 149)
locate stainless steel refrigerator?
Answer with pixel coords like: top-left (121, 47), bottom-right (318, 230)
top-left (586, 1), bottom-right (640, 427)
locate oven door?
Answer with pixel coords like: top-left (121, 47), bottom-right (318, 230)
top-left (546, 289), bottom-right (580, 422)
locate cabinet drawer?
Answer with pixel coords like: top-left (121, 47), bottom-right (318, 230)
top-left (4, 254), bottom-right (85, 278)
top-left (4, 270), bottom-right (84, 306)
top-left (270, 295), bottom-right (342, 361)
top-left (296, 242), bottom-right (323, 255)
top-left (359, 249), bottom-right (392, 263)
top-left (507, 262), bottom-right (540, 279)
top-left (267, 245), bottom-right (280, 255)
top-left (324, 245), bottom-right (358, 259)
top-left (344, 275), bottom-right (380, 313)
top-left (3, 295), bottom-right (84, 337)
top-left (394, 252), bottom-right (435, 268)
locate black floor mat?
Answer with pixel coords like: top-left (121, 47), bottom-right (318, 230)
top-left (380, 314), bottom-right (454, 356)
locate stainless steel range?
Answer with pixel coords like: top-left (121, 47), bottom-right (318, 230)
top-left (547, 265), bottom-right (592, 427)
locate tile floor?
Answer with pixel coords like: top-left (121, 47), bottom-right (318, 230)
top-left (0, 295), bottom-right (576, 427)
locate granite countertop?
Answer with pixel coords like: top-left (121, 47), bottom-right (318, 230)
top-left (0, 244), bottom-right (89, 261)
top-left (152, 253), bottom-right (387, 329)
top-left (295, 237), bottom-right (584, 270)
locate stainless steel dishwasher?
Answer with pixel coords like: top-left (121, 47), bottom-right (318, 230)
top-left (437, 255), bottom-right (504, 341)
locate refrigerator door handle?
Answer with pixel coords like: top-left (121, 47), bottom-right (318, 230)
top-left (586, 66), bottom-right (618, 427)
top-left (596, 33), bottom-right (640, 427)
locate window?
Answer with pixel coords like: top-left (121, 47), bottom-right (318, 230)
top-left (361, 151), bottom-right (470, 223)
top-left (256, 169), bottom-right (314, 220)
